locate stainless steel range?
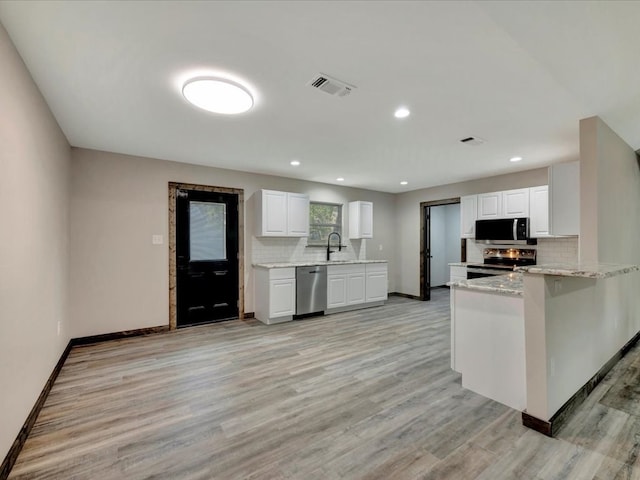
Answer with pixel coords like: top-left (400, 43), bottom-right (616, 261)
top-left (466, 248), bottom-right (536, 279)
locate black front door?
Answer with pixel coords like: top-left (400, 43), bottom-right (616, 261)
top-left (176, 188), bottom-right (239, 327)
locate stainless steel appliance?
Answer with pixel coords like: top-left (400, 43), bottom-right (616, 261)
top-left (295, 265), bottom-right (327, 316)
top-left (475, 217), bottom-right (535, 244)
top-left (466, 248), bottom-right (536, 279)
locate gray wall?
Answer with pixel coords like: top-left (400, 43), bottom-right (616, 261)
top-left (69, 148), bottom-right (397, 338)
top-left (0, 23), bottom-right (71, 459)
top-left (579, 116), bottom-right (640, 264)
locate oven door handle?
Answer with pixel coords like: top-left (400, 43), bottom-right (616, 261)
top-left (513, 218), bottom-right (518, 240)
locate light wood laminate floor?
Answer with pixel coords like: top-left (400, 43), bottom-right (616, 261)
top-left (8, 289), bottom-right (640, 479)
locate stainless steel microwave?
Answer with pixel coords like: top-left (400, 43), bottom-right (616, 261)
top-left (475, 217), bottom-right (536, 244)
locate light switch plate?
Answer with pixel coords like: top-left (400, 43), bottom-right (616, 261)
top-left (152, 234), bottom-right (164, 245)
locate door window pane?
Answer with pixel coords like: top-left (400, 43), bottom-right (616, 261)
top-left (190, 201), bottom-right (226, 260)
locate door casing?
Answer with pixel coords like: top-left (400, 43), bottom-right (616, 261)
top-left (168, 182), bottom-right (245, 329)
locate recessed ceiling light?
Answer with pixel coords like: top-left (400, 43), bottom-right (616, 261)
top-left (510, 156), bottom-right (523, 162)
top-left (336, 177), bottom-right (345, 182)
top-left (394, 107), bottom-right (410, 119)
top-left (290, 160), bottom-right (300, 166)
top-left (182, 77), bottom-right (254, 114)
top-left (400, 181), bottom-right (408, 185)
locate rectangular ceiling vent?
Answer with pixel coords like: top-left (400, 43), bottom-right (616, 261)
top-left (460, 136), bottom-right (486, 146)
top-left (308, 73), bottom-right (356, 97)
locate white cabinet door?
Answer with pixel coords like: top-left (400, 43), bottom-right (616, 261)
top-left (365, 263), bottom-right (388, 302)
top-left (346, 273), bottom-right (366, 305)
top-left (349, 201), bottom-right (373, 239)
top-left (477, 192), bottom-right (502, 219)
top-left (269, 278), bottom-right (296, 318)
top-left (327, 274), bottom-right (347, 309)
top-left (287, 193), bottom-right (310, 236)
top-left (549, 161), bottom-right (579, 236)
top-left (260, 190), bottom-right (287, 236)
top-left (460, 195), bottom-right (477, 238)
top-left (529, 185), bottom-right (549, 237)
top-left (502, 188), bottom-right (530, 218)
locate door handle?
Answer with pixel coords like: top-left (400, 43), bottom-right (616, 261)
top-left (214, 270), bottom-right (228, 276)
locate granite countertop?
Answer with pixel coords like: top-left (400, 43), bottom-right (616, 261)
top-left (515, 263), bottom-right (640, 279)
top-left (448, 262), bottom-right (468, 267)
top-left (448, 272), bottom-right (523, 296)
top-left (253, 260), bottom-right (388, 268)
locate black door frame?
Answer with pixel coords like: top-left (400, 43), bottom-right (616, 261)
top-left (168, 182), bottom-right (244, 330)
top-left (419, 197), bottom-right (463, 301)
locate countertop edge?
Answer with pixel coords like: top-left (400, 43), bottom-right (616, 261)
top-left (515, 263), bottom-right (640, 279)
top-left (253, 260), bottom-right (388, 269)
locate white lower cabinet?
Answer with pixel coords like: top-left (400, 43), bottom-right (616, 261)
top-left (327, 264), bottom-right (366, 309)
top-left (254, 267), bottom-right (296, 324)
top-left (365, 263), bottom-right (388, 302)
top-left (327, 262), bottom-right (387, 313)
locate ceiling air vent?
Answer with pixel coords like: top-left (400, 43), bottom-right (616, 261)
top-left (460, 136), bottom-right (486, 146)
top-left (308, 73), bottom-right (356, 97)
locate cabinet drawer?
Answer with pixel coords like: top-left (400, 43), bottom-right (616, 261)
top-left (269, 267), bottom-right (295, 280)
top-left (327, 264), bottom-right (366, 275)
top-left (365, 262), bottom-right (387, 273)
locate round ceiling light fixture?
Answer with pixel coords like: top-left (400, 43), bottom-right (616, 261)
top-left (394, 107), bottom-right (411, 119)
top-left (336, 177), bottom-right (345, 182)
top-left (510, 156), bottom-right (523, 162)
top-left (182, 77), bottom-right (254, 114)
top-left (400, 181), bottom-right (408, 185)
top-left (290, 160), bottom-right (301, 166)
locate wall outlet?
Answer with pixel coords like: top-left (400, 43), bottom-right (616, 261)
top-left (152, 234), bottom-right (164, 245)
top-left (378, 244), bottom-right (383, 251)
top-left (57, 321), bottom-right (61, 336)
top-left (554, 279), bottom-right (562, 293)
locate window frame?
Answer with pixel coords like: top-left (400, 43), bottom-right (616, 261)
top-left (308, 201), bottom-right (343, 246)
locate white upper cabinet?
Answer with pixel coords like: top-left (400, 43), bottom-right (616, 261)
top-left (529, 185), bottom-right (550, 237)
top-left (477, 192), bottom-right (502, 219)
top-left (255, 189), bottom-right (309, 237)
top-left (549, 161), bottom-right (580, 236)
top-left (502, 188), bottom-right (530, 218)
top-left (460, 195), bottom-right (478, 238)
top-left (287, 192), bottom-right (310, 236)
top-left (349, 201), bottom-right (373, 239)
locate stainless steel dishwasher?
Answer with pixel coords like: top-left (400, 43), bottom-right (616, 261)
top-left (295, 265), bottom-right (327, 317)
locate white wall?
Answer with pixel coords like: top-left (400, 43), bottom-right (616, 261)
top-left (69, 148), bottom-right (396, 338)
top-left (394, 168), bottom-right (550, 296)
top-left (444, 204), bottom-right (461, 268)
top-left (0, 23), bottom-right (71, 460)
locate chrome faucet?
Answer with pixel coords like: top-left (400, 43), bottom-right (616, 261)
top-left (327, 232), bottom-right (342, 261)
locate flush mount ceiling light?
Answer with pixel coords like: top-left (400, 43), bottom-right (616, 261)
top-left (290, 160), bottom-right (300, 166)
top-left (182, 77), bottom-right (254, 114)
top-left (394, 107), bottom-right (410, 119)
top-left (336, 177), bottom-right (345, 182)
top-left (510, 156), bottom-right (523, 162)
top-left (400, 181), bottom-right (408, 185)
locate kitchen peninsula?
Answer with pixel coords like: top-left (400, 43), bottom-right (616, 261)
top-left (450, 262), bottom-right (640, 436)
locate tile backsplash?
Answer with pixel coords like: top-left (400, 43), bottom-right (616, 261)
top-left (466, 236), bottom-right (579, 264)
top-left (251, 236), bottom-right (367, 265)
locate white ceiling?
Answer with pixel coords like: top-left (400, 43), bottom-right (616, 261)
top-left (1, 1), bottom-right (638, 193)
